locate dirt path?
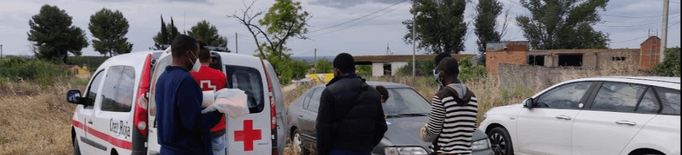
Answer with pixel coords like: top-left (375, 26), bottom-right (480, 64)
top-left (282, 84), bottom-right (297, 92)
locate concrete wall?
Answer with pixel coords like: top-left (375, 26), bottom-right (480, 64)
top-left (390, 62), bottom-right (408, 76)
top-left (372, 63), bottom-right (384, 77)
top-left (497, 64), bottom-right (593, 90)
top-left (529, 49), bottom-right (640, 69)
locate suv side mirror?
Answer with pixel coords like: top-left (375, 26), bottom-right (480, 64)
top-left (524, 98), bottom-right (534, 108)
top-left (67, 90), bottom-right (83, 104)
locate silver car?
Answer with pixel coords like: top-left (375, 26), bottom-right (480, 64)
top-left (286, 81), bottom-right (494, 155)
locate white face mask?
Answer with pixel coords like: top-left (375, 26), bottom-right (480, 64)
top-left (188, 51), bottom-right (201, 72)
top-left (433, 69), bottom-right (444, 88)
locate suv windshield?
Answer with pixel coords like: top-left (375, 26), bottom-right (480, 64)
top-left (383, 88), bottom-right (431, 117)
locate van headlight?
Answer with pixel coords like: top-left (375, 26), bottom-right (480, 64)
top-left (384, 146), bottom-right (428, 155)
top-left (471, 138), bottom-right (491, 151)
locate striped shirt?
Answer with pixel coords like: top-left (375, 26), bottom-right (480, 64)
top-left (420, 83), bottom-right (478, 155)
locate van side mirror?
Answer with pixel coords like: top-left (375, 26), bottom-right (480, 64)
top-left (67, 90), bottom-right (83, 104)
top-left (524, 98), bottom-right (534, 108)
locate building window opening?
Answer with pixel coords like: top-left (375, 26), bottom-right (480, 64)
top-left (528, 55), bottom-right (545, 66)
top-left (612, 56), bottom-right (626, 61)
top-left (558, 54), bottom-right (583, 67)
top-left (383, 64), bottom-right (392, 76)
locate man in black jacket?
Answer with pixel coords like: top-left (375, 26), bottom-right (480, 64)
top-left (316, 53), bottom-right (388, 155)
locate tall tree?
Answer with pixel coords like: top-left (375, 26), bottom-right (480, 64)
top-left (516, 0), bottom-right (610, 50)
top-left (89, 8), bottom-right (133, 57)
top-left (230, 0), bottom-right (310, 60)
top-left (187, 20), bottom-right (228, 47)
top-left (27, 4), bottom-right (88, 63)
top-left (153, 16), bottom-right (180, 49)
top-left (474, 0), bottom-right (505, 66)
top-left (403, 0), bottom-right (467, 54)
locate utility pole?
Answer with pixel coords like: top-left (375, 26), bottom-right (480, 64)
top-left (314, 48), bottom-right (317, 73)
top-left (1, 44), bottom-right (3, 58)
top-left (235, 33), bottom-right (238, 53)
top-left (412, 0), bottom-right (417, 84)
top-left (660, 0), bottom-right (669, 60)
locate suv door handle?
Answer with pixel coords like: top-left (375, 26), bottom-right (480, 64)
top-left (615, 120), bottom-right (636, 126)
top-left (555, 115), bottom-right (572, 120)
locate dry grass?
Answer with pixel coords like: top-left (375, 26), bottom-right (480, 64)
top-left (0, 79), bottom-right (85, 155)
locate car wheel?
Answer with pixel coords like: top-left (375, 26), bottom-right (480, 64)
top-left (292, 130), bottom-right (309, 155)
top-left (489, 127), bottom-right (513, 155)
top-left (73, 135), bottom-right (81, 155)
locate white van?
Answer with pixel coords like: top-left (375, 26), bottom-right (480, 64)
top-left (67, 50), bottom-right (287, 155)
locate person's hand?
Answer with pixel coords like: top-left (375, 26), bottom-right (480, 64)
top-left (201, 104), bottom-right (218, 114)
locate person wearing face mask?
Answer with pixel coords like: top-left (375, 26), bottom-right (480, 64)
top-left (420, 57), bottom-right (478, 155)
top-left (155, 35), bottom-right (223, 155)
top-left (190, 38), bottom-right (228, 155)
top-left (433, 53), bottom-right (453, 90)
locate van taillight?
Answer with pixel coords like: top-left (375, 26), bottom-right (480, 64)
top-left (134, 54), bottom-right (152, 137)
top-left (261, 59), bottom-right (278, 154)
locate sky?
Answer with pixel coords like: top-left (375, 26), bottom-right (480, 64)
top-left (0, 0), bottom-right (680, 58)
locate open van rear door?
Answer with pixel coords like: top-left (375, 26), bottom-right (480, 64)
top-left (221, 53), bottom-right (274, 155)
top-left (146, 50), bottom-right (173, 155)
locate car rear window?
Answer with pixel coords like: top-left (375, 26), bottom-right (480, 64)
top-left (225, 65), bottom-right (264, 114)
top-left (655, 87), bottom-right (680, 115)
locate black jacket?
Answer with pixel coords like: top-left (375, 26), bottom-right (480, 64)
top-left (315, 73), bottom-right (388, 155)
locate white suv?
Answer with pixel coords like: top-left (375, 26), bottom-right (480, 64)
top-left (478, 76), bottom-right (680, 155)
top-left (67, 50), bottom-right (288, 155)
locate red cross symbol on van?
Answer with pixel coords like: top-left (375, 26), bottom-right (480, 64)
top-left (235, 120), bottom-right (261, 151)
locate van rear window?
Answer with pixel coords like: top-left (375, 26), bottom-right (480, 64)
top-left (225, 65), bottom-right (265, 114)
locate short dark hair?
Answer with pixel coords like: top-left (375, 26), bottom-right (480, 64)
top-left (437, 57), bottom-right (459, 76)
top-left (333, 53), bottom-right (355, 73)
top-left (195, 38), bottom-right (211, 63)
top-left (434, 53), bottom-right (451, 67)
top-left (376, 85), bottom-right (389, 101)
top-left (171, 35), bottom-right (198, 58)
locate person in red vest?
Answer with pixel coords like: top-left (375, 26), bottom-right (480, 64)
top-left (191, 38), bottom-right (228, 155)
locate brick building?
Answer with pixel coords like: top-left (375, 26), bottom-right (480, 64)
top-left (486, 36), bottom-right (662, 75)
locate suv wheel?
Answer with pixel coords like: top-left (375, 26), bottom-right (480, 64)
top-left (489, 127), bottom-right (514, 155)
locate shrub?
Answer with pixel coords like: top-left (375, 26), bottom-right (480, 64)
top-left (357, 65), bottom-right (372, 77)
top-left (654, 47), bottom-right (681, 77)
top-left (0, 58), bottom-right (70, 86)
top-left (396, 59), bottom-right (435, 76)
top-left (314, 59), bottom-right (333, 73)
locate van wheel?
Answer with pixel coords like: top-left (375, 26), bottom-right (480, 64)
top-left (489, 127), bottom-right (514, 155)
top-left (292, 130), bottom-right (309, 155)
top-left (73, 135), bottom-right (81, 155)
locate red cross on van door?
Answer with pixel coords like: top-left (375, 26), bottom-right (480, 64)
top-left (234, 120), bottom-right (261, 151)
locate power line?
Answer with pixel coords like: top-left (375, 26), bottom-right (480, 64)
top-left (602, 12), bottom-right (680, 18)
top-left (596, 14), bottom-right (681, 27)
top-left (310, 2), bottom-right (409, 37)
top-left (308, 0), bottom-right (408, 34)
top-left (612, 35), bottom-right (650, 43)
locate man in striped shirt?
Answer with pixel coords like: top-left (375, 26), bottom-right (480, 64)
top-left (420, 57), bottom-right (478, 155)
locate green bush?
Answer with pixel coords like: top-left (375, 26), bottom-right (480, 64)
top-left (314, 59), bottom-right (333, 73)
top-left (357, 65), bottom-right (372, 77)
top-left (0, 57), bottom-right (70, 85)
top-left (654, 47), bottom-right (681, 77)
top-left (397, 59), bottom-right (435, 76)
top-left (458, 57), bottom-right (486, 82)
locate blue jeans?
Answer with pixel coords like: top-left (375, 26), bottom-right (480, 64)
top-left (329, 149), bottom-right (371, 155)
top-left (211, 134), bottom-right (226, 155)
